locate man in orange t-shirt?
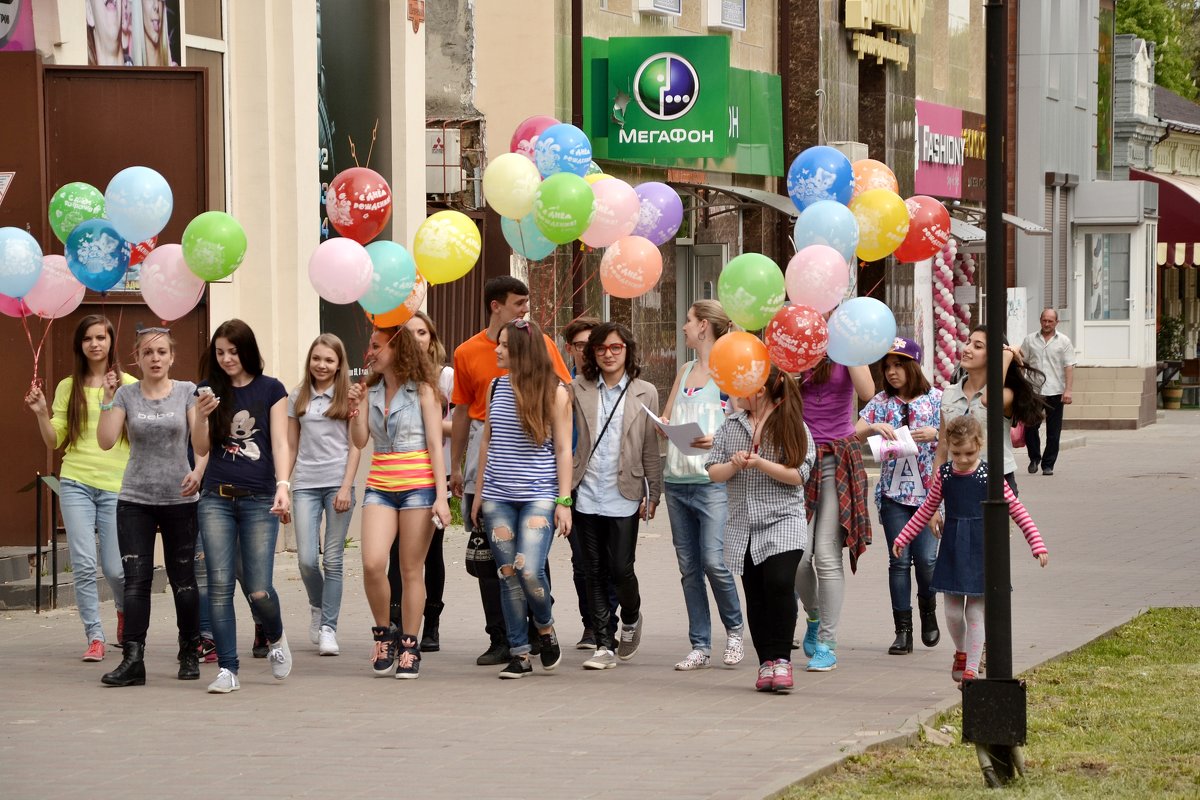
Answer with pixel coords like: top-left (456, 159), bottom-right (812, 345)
top-left (449, 276), bottom-right (571, 665)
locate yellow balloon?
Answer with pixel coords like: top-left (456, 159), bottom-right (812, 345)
top-left (482, 153), bottom-right (541, 219)
top-left (413, 210), bottom-right (482, 285)
top-left (584, 173), bottom-right (612, 185)
top-left (849, 189), bottom-right (910, 262)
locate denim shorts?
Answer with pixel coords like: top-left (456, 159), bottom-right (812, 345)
top-left (363, 485), bottom-right (436, 511)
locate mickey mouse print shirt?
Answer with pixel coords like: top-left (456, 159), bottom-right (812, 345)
top-left (201, 375), bottom-right (288, 495)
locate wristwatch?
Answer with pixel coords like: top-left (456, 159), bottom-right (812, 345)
top-left (554, 496), bottom-right (573, 507)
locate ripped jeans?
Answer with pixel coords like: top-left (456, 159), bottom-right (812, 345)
top-left (116, 500), bottom-right (200, 646)
top-left (482, 498), bottom-right (556, 656)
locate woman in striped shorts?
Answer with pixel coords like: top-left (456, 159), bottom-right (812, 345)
top-left (349, 327), bottom-right (452, 679)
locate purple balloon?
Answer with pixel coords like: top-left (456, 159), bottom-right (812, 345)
top-left (632, 182), bottom-right (684, 246)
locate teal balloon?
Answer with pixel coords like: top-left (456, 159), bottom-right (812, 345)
top-left (717, 253), bottom-right (786, 330)
top-left (502, 213), bottom-right (557, 260)
top-left (359, 241), bottom-right (417, 314)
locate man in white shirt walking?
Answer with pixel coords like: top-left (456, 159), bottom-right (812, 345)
top-left (1021, 308), bottom-right (1075, 476)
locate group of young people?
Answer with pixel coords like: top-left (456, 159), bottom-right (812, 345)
top-left (26, 276), bottom-right (1049, 694)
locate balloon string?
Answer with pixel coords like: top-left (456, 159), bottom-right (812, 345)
top-left (348, 134), bottom-right (359, 168)
top-left (365, 120), bottom-right (379, 170)
top-left (20, 312), bottom-right (41, 391)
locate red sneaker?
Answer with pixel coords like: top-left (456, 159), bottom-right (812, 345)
top-left (951, 651), bottom-right (967, 682)
top-left (82, 640), bottom-right (105, 662)
top-left (117, 611), bottom-right (126, 646)
top-left (198, 637), bottom-right (218, 663)
top-left (772, 660), bottom-right (794, 693)
top-left (756, 661), bottom-right (776, 692)
top-left (958, 669), bottom-right (978, 690)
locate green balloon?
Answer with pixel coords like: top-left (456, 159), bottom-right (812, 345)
top-left (533, 173), bottom-right (594, 245)
top-left (182, 211), bottom-right (248, 281)
top-left (48, 182), bottom-right (106, 244)
top-left (718, 253), bottom-right (786, 331)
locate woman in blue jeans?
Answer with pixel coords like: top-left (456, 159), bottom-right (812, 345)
top-left (855, 338), bottom-right (942, 654)
top-left (25, 315), bottom-right (134, 662)
top-left (287, 333), bottom-right (360, 657)
top-left (660, 300), bottom-right (744, 671)
top-left (192, 319), bottom-right (293, 694)
top-left (471, 319), bottom-right (573, 679)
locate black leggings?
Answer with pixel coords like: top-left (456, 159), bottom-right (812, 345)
top-left (574, 510), bottom-right (642, 650)
top-left (118, 500), bottom-right (200, 645)
top-left (741, 548), bottom-right (804, 664)
top-left (388, 528), bottom-right (446, 615)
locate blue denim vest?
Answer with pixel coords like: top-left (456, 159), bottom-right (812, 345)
top-left (368, 380), bottom-right (427, 454)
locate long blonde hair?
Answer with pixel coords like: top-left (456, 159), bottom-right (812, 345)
top-left (293, 333), bottom-right (353, 420)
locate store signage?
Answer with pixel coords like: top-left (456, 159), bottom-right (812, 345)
top-left (914, 100), bottom-right (986, 202)
top-left (844, 0), bottom-right (924, 70)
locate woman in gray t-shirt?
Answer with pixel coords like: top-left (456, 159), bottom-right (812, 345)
top-left (96, 328), bottom-right (207, 687)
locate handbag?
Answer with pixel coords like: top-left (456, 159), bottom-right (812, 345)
top-left (1010, 420), bottom-right (1026, 449)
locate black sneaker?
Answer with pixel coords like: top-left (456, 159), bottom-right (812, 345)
top-left (252, 623), bottom-right (269, 658)
top-left (371, 626), bottom-right (397, 678)
top-left (576, 628), bottom-right (596, 650)
top-left (395, 635), bottom-right (420, 680)
top-left (539, 631), bottom-right (562, 671)
top-left (529, 632), bottom-right (542, 657)
top-left (498, 655), bottom-right (532, 679)
top-left (476, 641), bottom-right (510, 666)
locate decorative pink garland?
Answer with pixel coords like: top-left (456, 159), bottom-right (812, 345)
top-left (932, 238), bottom-right (975, 388)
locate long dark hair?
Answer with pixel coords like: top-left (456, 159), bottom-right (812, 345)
top-left (580, 322), bottom-right (641, 383)
top-left (881, 354), bottom-right (932, 399)
top-left (760, 365), bottom-right (809, 469)
top-left (67, 315), bottom-right (121, 449)
top-left (969, 325), bottom-right (1047, 428)
top-left (202, 319), bottom-right (265, 451)
top-left (501, 320), bottom-right (557, 446)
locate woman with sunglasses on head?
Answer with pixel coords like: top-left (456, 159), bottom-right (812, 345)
top-left (347, 326), bottom-right (451, 679)
top-left (192, 319), bottom-right (293, 694)
top-left (96, 328), bottom-right (206, 686)
top-left (25, 315), bottom-right (136, 662)
top-left (471, 319), bottom-right (573, 679)
top-left (570, 322), bottom-right (662, 671)
top-left (854, 338), bottom-right (942, 655)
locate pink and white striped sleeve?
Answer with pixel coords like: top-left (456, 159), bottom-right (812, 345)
top-left (1003, 482), bottom-right (1047, 556)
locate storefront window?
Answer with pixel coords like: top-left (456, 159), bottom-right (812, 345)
top-left (1085, 232), bottom-right (1131, 320)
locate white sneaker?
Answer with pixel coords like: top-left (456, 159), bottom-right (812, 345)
top-left (268, 632), bottom-right (293, 680)
top-left (723, 631), bottom-right (745, 666)
top-left (674, 649), bottom-right (711, 671)
top-left (582, 648), bottom-right (618, 670)
top-left (309, 607), bottom-right (322, 645)
top-left (207, 668), bottom-right (240, 694)
top-left (318, 625), bottom-right (339, 656)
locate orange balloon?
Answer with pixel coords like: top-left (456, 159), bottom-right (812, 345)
top-left (599, 235), bottom-right (662, 298)
top-left (365, 275), bottom-right (428, 327)
top-left (709, 332), bottom-right (771, 398)
top-left (852, 159), bottom-right (899, 199)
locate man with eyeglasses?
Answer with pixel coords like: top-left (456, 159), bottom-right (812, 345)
top-left (449, 276), bottom-right (573, 666)
top-left (1020, 308), bottom-right (1075, 476)
top-left (562, 316), bottom-right (601, 378)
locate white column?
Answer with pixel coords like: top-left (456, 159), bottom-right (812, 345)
top-left (388, 3), bottom-right (427, 252)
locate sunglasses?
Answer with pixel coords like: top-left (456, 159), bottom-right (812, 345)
top-left (138, 326), bottom-right (171, 334)
top-left (593, 343), bottom-right (626, 356)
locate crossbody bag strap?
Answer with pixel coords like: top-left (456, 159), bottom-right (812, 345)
top-left (592, 380), bottom-right (631, 450)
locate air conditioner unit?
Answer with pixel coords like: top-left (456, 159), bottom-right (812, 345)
top-left (706, 0), bottom-right (747, 32)
top-left (637, 0), bottom-right (682, 16)
top-left (426, 128), bottom-right (464, 195)
top-left (828, 141), bottom-right (869, 163)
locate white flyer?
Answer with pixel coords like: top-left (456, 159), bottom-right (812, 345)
top-left (641, 403), bottom-right (707, 456)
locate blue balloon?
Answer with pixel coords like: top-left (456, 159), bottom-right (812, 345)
top-left (794, 200), bottom-right (859, 263)
top-left (502, 213), bottom-right (557, 260)
top-left (0, 227), bottom-right (44, 298)
top-left (534, 123), bottom-right (593, 178)
top-left (66, 219), bottom-right (130, 293)
top-left (105, 166), bottom-right (173, 244)
top-left (787, 146), bottom-right (854, 212)
top-left (826, 297), bottom-right (897, 367)
top-left (359, 241), bottom-right (418, 314)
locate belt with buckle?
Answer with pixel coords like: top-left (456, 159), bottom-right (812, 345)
top-left (216, 484), bottom-right (252, 499)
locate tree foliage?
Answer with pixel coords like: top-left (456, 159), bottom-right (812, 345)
top-left (1117, 0), bottom-right (1199, 100)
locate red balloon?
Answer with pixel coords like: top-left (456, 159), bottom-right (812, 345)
top-left (764, 305), bottom-right (829, 372)
top-left (510, 115), bottom-right (559, 161)
top-left (129, 236), bottom-right (158, 267)
top-left (892, 196), bottom-right (951, 263)
top-left (326, 168), bottom-right (394, 245)
top-left (0, 294), bottom-right (32, 318)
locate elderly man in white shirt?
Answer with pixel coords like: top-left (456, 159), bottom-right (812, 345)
top-left (1020, 308), bottom-right (1076, 476)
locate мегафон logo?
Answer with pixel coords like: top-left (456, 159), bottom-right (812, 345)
top-left (634, 52), bottom-right (699, 121)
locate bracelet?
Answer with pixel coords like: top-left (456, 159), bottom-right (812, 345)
top-left (554, 496), bottom-right (573, 507)
top-left (276, 480), bottom-right (291, 489)
top-left (348, 408), bottom-right (360, 419)
top-left (99, 401), bottom-right (115, 411)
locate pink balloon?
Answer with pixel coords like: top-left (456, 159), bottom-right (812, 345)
top-left (308, 238), bottom-right (373, 304)
top-left (581, 179), bottom-right (640, 248)
top-left (24, 255), bottom-right (86, 319)
top-left (0, 294), bottom-right (31, 318)
top-left (599, 235), bottom-right (662, 299)
top-left (510, 115), bottom-right (559, 162)
top-left (785, 245), bottom-right (850, 314)
top-left (140, 244), bottom-right (206, 321)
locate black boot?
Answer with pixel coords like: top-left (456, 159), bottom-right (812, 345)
top-left (420, 600), bottom-right (444, 653)
top-left (888, 610), bottom-right (913, 655)
top-left (101, 642), bottom-right (146, 686)
top-left (918, 595), bottom-right (941, 648)
top-left (389, 602), bottom-right (403, 629)
top-left (178, 635), bottom-right (201, 680)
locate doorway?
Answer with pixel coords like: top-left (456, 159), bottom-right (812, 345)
top-left (675, 243), bottom-right (726, 368)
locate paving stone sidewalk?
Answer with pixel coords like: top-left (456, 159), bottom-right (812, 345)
top-left (2, 412), bottom-right (1198, 799)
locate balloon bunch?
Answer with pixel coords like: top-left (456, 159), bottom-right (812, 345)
top-left (931, 237), bottom-right (966, 387)
top-left (485, 115), bottom-right (684, 300)
top-left (309, 168), bottom-right (481, 327)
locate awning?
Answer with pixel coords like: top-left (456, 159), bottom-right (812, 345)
top-left (950, 216), bottom-right (986, 243)
top-left (673, 183), bottom-right (798, 218)
top-left (1131, 168), bottom-right (1200, 268)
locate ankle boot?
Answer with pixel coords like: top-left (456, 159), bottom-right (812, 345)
top-left (918, 595), bottom-right (941, 647)
top-left (101, 642), bottom-right (146, 686)
top-left (389, 602), bottom-right (403, 629)
top-left (420, 600), bottom-right (444, 653)
top-left (178, 635), bottom-right (201, 680)
top-left (888, 610), bottom-right (913, 655)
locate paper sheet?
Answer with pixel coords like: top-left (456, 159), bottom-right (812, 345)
top-left (642, 403), bottom-right (708, 456)
top-left (866, 425), bottom-right (919, 462)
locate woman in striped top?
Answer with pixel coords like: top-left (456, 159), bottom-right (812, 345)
top-left (471, 319), bottom-right (573, 679)
top-left (893, 415), bottom-right (1048, 686)
top-left (348, 327), bottom-right (452, 680)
